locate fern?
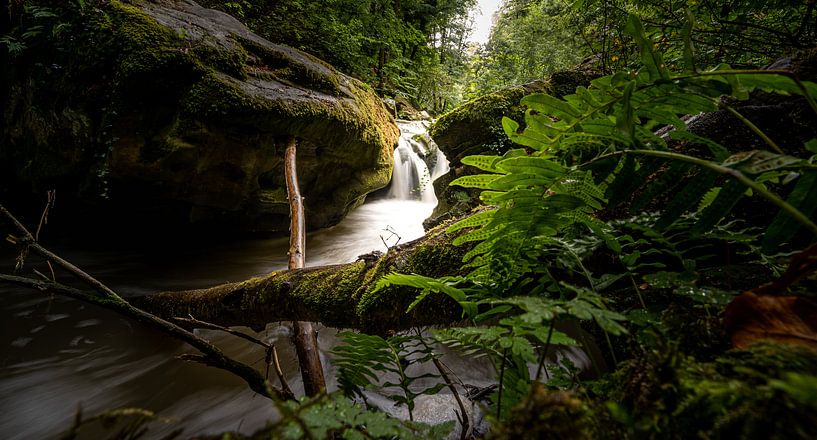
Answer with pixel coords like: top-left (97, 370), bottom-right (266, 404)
top-left (270, 393), bottom-right (454, 439)
top-left (365, 13), bottom-right (817, 425)
top-left (332, 332), bottom-right (445, 422)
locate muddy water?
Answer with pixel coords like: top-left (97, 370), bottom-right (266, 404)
top-left (0, 121), bottom-right (459, 438)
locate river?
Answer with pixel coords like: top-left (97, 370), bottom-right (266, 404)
top-left (0, 120), bottom-right (474, 438)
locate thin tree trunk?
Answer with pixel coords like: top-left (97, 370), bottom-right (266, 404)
top-left (285, 136), bottom-right (326, 396)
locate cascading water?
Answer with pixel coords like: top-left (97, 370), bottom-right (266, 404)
top-left (387, 120), bottom-right (449, 203)
top-left (0, 119), bottom-right (456, 439)
top-left (0, 120), bottom-right (593, 439)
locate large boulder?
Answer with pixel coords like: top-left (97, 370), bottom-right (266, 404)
top-left (1, 0), bottom-right (399, 234)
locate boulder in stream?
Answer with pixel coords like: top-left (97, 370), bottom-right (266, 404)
top-left (1, 0), bottom-right (399, 234)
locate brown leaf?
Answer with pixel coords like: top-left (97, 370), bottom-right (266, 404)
top-left (724, 291), bottom-right (817, 349)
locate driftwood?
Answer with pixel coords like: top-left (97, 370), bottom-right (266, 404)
top-left (0, 204), bottom-right (288, 400)
top-left (285, 136), bottom-right (327, 396)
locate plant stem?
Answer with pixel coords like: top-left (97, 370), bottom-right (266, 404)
top-left (629, 274), bottom-right (648, 309)
top-left (719, 103), bottom-right (784, 154)
top-left (496, 348), bottom-right (508, 420)
top-left (535, 319), bottom-right (556, 381)
top-left (586, 150), bottom-right (817, 237)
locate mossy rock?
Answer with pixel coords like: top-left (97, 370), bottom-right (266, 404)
top-left (0, 0), bottom-right (399, 234)
top-left (424, 70), bottom-right (597, 228)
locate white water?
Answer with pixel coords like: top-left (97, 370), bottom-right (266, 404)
top-left (387, 120), bottom-right (449, 203)
top-left (0, 121), bottom-right (594, 439)
top-left (0, 119), bottom-right (457, 439)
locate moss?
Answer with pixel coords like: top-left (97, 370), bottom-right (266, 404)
top-left (490, 385), bottom-right (592, 440)
top-left (258, 188), bottom-right (288, 203)
top-left (599, 340), bottom-right (817, 439)
top-left (107, 1), bottom-right (191, 80)
top-left (238, 37), bottom-right (341, 96)
top-left (253, 263), bottom-right (368, 327)
top-left (193, 39), bottom-right (249, 79)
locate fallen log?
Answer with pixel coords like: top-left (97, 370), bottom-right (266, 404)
top-left (133, 216), bottom-right (474, 334)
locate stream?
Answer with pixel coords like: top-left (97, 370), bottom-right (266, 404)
top-left (0, 120), bottom-right (594, 439)
top-left (0, 121), bottom-right (465, 438)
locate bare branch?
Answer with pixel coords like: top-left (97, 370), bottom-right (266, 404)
top-left (0, 204), bottom-right (290, 401)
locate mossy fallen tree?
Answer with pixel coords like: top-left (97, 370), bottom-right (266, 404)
top-left (133, 217), bottom-right (475, 334)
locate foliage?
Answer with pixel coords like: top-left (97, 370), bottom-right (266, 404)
top-left (570, 0), bottom-right (817, 73)
top-left (377, 13), bottom-right (817, 433)
top-left (332, 332), bottom-right (445, 421)
top-left (199, 0), bottom-right (476, 111)
top-left (461, 0), bottom-right (588, 98)
top-left (602, 340), bottom-right (817, 439)
top-left (1, 4), bottom-right (66, 57)
top-left (250, 393), bottom-right (454, 440)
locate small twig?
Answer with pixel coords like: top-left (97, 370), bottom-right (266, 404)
top-left (535, 319), bottom-right (556, 381)
top-left (720, 103), bottom-right (784, 154)
top-left (379, 226), bottom-right (403, 250)
top-left (174, 314), bottom-right (295, 400)
top-left (35, 190), bottom-right (55, 242)
top-left (176, 315), bottom-right (268, 346)
top-left (414, 329), bottom-right (470, 439)
top-left (270, 345), bottom-right (294, 399)
top-left (46, 261), bottom-right (56, 281)
top-left (33, 268), bottom-right (51, 281)
top-left (496, 348), bottom-right (508, 420)
top-left (434, 357), bottom-right (471, 440)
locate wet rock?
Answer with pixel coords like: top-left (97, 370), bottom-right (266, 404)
top-left (1, 0), bottom-right (399, 234)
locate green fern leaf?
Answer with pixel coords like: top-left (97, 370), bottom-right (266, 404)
top-left (450, 174), bottom-right (502, 189)
top-left (723, 150), bottom-right (802, 175)
top-left (655, 170), bottom-right (719, 229)
top-left (446, 209), bottom-right (495, 233)
top-left (521, 93), bottom-right (582, 121)
top-left (461, 155), bottom-right (507, 173)
top-left (496, 156), bottom-right (566, 178)
top-left (624, 15), bottom-right (668, 81)
top-left (693, 179), bottom-right (746, 234)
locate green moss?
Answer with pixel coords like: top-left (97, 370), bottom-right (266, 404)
top-left (258, 188), bottom-right (288, 203)
top-left (598, 340), bottom-right (817, 439)
top-left (193, 40), bottom-right (249, 79)
top-left (254, 263), bottom-right (368, 327)
top-left (107, 1), bottom-right (190, 79)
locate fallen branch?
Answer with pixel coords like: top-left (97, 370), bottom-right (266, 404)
top-left (174, 315), bottom-right (295, 400)
top-left (0, 204), bottom-right (289, 401)
top-left (132, 213), bottom-right (474, 334)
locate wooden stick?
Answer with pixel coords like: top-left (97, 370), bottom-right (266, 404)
top-left (284, 136), bottom-right (327, 396)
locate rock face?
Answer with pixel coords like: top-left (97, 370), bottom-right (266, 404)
top-left (425, 70), bottom-right (596, 228)
top-left (1, 0), bottom-right (399, 233)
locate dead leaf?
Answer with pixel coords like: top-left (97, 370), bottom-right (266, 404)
top-left (724, 291), bottom-right (817, 349)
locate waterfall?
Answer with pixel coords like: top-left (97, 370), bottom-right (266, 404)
top-left (387, 120), bottom-right (449, 203)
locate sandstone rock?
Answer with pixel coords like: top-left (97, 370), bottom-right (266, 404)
top-left (0, 0), bottom-right (399, 234)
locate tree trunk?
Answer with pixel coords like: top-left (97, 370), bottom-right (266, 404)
top-left (285, 137), bottom-right (326, 396)
top-left (132, 212), bottom-right (477, 334)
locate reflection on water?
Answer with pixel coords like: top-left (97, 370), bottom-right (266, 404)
top-left (0, 121), bottom-right (452, 438)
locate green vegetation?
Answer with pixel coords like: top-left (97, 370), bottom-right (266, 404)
top-left (4, 1), bottom-right (817, 439)
top-left (199, 0), bottom-right (478, 113)
top-left (373, 14), bottom-right (817, 438)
